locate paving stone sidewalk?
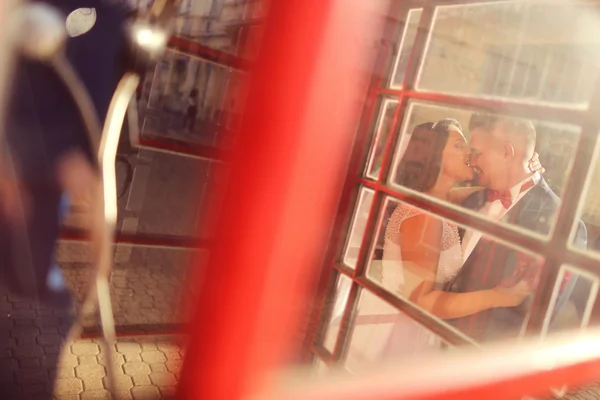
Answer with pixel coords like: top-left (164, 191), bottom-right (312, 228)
top-left (54, 337), bottom-right (184, 400)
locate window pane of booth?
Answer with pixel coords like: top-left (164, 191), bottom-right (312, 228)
top-left (388, 8), bottom-right (422, 89)
top-left (342, 188), bottom-right (376, 269)
top-left (417, 1), bottom-right (600, 107)
top-left (365, 97), bottom-right (399, 180)
top-left (365, 197), bottom-right (557, 344)
top-left (345, 289), bottom-right (449, 372)
top-left (544, 265), bottom-right (599, 335)
top-left (141, 50), bottom-right (239, 148)
top-left (387, 101), bottom-right (581, 239)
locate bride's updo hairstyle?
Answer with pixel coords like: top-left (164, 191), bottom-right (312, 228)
top-left (395, 118), bottom-right (463, 192)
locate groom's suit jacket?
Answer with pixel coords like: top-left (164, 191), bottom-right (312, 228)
top-left (446, 178), bottom-right (587, 342)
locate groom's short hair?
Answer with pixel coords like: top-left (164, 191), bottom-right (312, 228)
top-left (469, 112), bottom-right (536, 154)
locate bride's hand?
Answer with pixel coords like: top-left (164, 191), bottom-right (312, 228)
top-left (492, 281), bottom-right (533, 308)
top-left (528, 152), bottom-right (545, 174)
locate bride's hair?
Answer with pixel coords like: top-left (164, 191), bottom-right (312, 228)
top-left (395, 119), bottom-right (463, 192)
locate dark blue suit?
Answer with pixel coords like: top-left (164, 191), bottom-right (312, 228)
top-left (0, 1), bottom-right (128, 396)
top-left (447, 178), bottom-right (587, 342)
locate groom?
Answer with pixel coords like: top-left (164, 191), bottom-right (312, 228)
top-left (447, 113), bottom-right (587, 342)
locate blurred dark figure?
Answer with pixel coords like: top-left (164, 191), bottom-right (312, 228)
top-left (184, 88), bottom-right (199, 133)
top-left (0, 0), bottom-right (129, 397)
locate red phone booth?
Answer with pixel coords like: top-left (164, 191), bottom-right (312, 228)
top-left (177, 0), bottom-right (600, 399)
top-left (4, 0), bottom-right (600, 399)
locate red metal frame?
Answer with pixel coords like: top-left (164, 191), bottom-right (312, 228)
top-left (302, 0), bottom-right (408, 363)
top-left (263, 329), bottom-right (600, 400)
top-left (168, 36), bottom-right (251, 71)
top-left (178, 1), bottom-right (389, 398)
top-left (299, 0), bottom-right (600, 392)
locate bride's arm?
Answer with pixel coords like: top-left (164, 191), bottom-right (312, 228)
top-left (448, 186), bottom-right (485, 205)
top-left (398, 214), bottom-right (524, 319)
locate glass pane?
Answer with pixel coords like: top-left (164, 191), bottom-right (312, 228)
top-left (388, 101), bottom-right (580, 238)
top-left (544, 265), bottom-right (599, 335)
top-left (128, 152), bottom-right (209, 238)
top-left (365, 98), bottom-right (398, 179)
top-left (575, 136), bottom-right (600, 256)
top-left (63, 151), bottom-right (214, 242)
top-left (313, 358), bottom-right (330, 378)
top-left (346, 289), bottom-right (449, 372)
top-left (223, 72), bottom-right (248, 133)
top-left (388, 9), bottom-right (422, 88)
top-left (321, 274), bottom-right (353, 353)
top-left (140, 50), bottom-right (238, 148)
top-left (342, 188), bottom-right (375, 268)
top-left (417, 1), bottom-right (600, 106)
top-left (366, 197), bottom-right (552, 344)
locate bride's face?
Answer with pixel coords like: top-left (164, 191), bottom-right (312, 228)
top-left (440, 130), bottom-right (474, 182)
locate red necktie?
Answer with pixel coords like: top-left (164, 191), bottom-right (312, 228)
top-left (487, 179), bottom-right (536, 209)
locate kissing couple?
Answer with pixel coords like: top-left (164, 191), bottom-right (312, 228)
top-left (368, 112), bottom-right (587, 358)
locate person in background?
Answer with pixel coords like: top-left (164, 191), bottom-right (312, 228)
top-left (184, 88), bottom-right (199, 133)
top-left (0, 0), bottom-right (130, 397)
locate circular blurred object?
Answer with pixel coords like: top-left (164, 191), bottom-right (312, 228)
top-left (129, 20), bottom-right (168, 57)
top-left (15, 3), bottom-right (67, 60)
top-left (66, 8), bottom-right (97, 38)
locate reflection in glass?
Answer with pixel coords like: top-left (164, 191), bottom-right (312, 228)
top-left (322, 274), bottom-right (353, 352)
top-left (342, 188), bottom-right (375, 268)
top-left (388, 101), bottom-right (582, 239)
top-left (142, 50), bottom-right (236, 147)
top-left (313, 359), bottom-right (330, 378)
top-left (577, 138), bottom-right (600, 256)
top-left (130, 152), bottom-right (209, 237)
top-left (365, 98), bottom-right (398, 179)
top-left (362, 196), bottom-right (580, 344)
top-left (61, 150), bottom-right (211, 241)
top-left (346, 290), bottom-right (446, 372)
top-left (417, 1), bottom-right (600, 106)
top-left (545, 266), bottom-right (598, 334)
top-left (388, 9), bottom-right (422, 88)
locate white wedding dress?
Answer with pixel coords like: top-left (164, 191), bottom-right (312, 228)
top-left (381, 204), bottom-right (463, 354)
top-left (346, 204), bottom-right (463, 371)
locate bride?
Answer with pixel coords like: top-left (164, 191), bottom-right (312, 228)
top-left (350, 119), bottom-right (534, 365)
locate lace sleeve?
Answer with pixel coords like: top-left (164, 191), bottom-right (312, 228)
top-left (385, 204), bottom-right (423, 245)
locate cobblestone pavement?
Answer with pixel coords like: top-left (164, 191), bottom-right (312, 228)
top-left (1, 312), bottom-right (184, 400)
top-left (53, 336), bottom-right (184, 400)
top-left (0, 251), bottom-right (192, 399)
top-left (562, 384), bottom-right (600, 400)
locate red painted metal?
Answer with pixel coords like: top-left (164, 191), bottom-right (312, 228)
top-left (178, 1), bottom-right (387, 399)
top-left (301, 1), bottom-right (406, 362)
top-left (168, 36), bottom-right (251, 71)
top-left (377, 89), bottom-right (588, 125)
top-left (268, 331), bottom-right (600, 400)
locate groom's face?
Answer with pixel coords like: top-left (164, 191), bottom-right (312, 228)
top-left (469, 127), bottom-right (509, 190)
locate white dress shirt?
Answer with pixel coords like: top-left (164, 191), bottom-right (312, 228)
top-left (461, 172), bottom-right (541, 262)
